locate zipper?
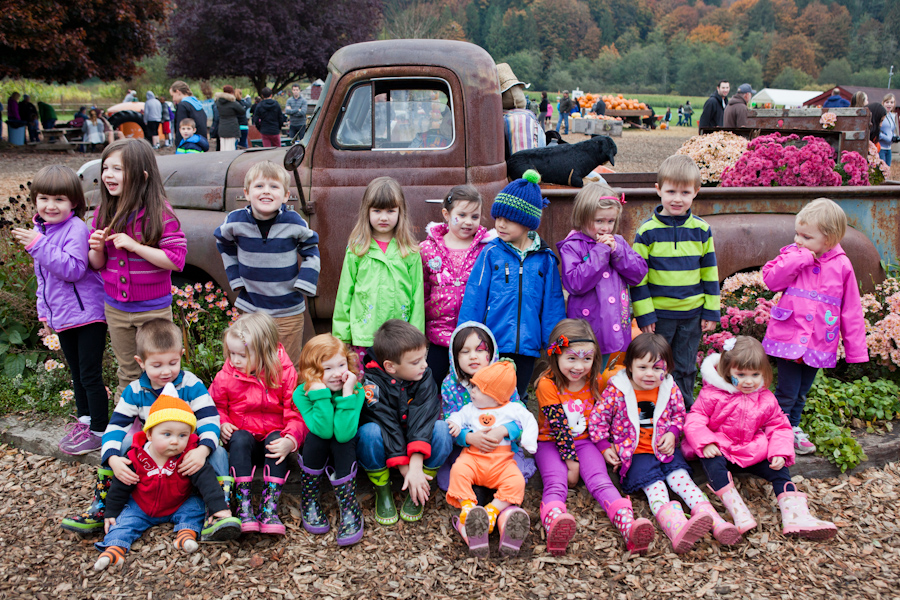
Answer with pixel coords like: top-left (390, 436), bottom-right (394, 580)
top-left (72, 283), bottom-right (85, 311)
top-left (515, 260), bottom-right (524, 354)
top-left (504, 263), bottom-right (509, 284)
top-left (37, 221), bottom-right (54, 329)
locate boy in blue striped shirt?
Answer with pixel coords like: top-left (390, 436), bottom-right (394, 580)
top-left (630, 155), bottom-right (720, 408)
top-left (214, 160), bottom-right (320, 369)
top-left (62, 319), bottom-right (234, 540)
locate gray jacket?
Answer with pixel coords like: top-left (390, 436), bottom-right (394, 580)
top-left (143, 91), bottom-right (163, 123)
top-left (285, 96), bottom-right (307, 126)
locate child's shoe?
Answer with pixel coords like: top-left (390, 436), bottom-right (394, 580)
top-left (606, 497), bottom-right (655, 555)
top-left (258, 465), bottom-right (289, 535)
top-left (455, 504), bottom-right (490, 558)
top-left (175, 529), bottom-right (199, 553)
top-left (61, 467), bottom-right (113, 536)
top-left (655, 500), bottom-right (712, 554)
top-left (366, 467), bottom-right (398, 525)
top-left (59, 420), bottom-right (102, 455)
top-left (691, 501), bottom-right (741, 545)
top-left (776, 483), bottom-right (837, 540)
top-left (232, 467), bottom-right (259, 533)
top-left (328, 463), bottom-right (364, 546)
top-left (792, 426), bottom-right (817, 455)
top-left (201, 476), bottom-right (242, 542)
top-left (298, 457), bottom-right (330, 534)
top-left (497, 506), bottom-right (530, 556)
top-left (400, 466), bottom-right (438, 522)
top-left (711, 474), bottom-right (757, 534)
top-left (93, 546), bottom-right (125, 571)
top-left (540, 501), bottom-right (577, 556)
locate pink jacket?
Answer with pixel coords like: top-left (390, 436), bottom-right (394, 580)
top-left (761, 243), bottom-right (867, 368)
top-left (588, 369), bottom-right (685, 481)
top-left (682, 354), bottom-right (795, 467)
top-left (419, 222), bottom-right (493, 346)
top-left (209, 344), bottom-right (307, 450)
top-left (91, 203), bottom-right (187, 302)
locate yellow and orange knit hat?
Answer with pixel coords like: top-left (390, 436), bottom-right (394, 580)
top-left (143, 383), bottom-right (197, 433)
top-left (470, 359), bottom-right (517, 406)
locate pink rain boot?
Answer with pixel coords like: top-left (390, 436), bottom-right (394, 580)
top-left (776, 483), bottom-right (837, 540)
top-left (497, 506), bottom-right (530, 556)
top-left (605, 497), bottom-right (655, 555)
top-left (655, 500), bottom-right (713, 554)
top-left (540, 501), bottom-right (576, 556)
top-left (454, 505), bottom-right (490, 558)
top-left (711, 474), bottom-right (757, 535)
top-left (692, 501), bottom-right (742, 545)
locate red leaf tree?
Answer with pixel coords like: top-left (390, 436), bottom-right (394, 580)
top-left (165, 0), bottom-right (383, 95)
top-left (0, 0), bottom-right (168, 81)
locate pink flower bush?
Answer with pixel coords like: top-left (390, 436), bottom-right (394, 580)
top-left (820, 112), bottom-right (837, 129)
top-left (721, 133), bottom-right (845, 187)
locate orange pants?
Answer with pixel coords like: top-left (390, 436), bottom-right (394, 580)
top-left (446, 447), bottom-right (525, 508)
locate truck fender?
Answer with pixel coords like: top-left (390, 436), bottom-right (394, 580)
top-left (705, 213), bottom-right (884, 293)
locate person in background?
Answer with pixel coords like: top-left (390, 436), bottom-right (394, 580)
top-left (38, 100), bottom-right (57, 131)
top-left (143, 92), bottom-right (163, 149)
top-left (214, 85), bottom-right (247, 152)
top-left (677, 104), bottom-right (684, 126)
top-left (539, 92), bottom-right (550, 131)
top-left (878, 94), bottom-right (897, 166)
top-left (285, 84), bottom-right (308, 141)
top-left (236, 89), bottom-right (251, 149)
top-left (169, 81), bottom-right (208, 147)
top-left (698, 81), bottom-right (729, 129)
top-left (158, 94), bottom-right (172, 148)
top-left (253, 88), bottom-right (285, 148)
top-left (683, 101), bottom-right (694, 127)
top-left (822, 88), bottom-right (849, 108)
top-left (556, 91), bottom-right (573, 135)
top-left (123, 89), bottom-right (138, 103)
top-left (20, 94), bottom-right (40, 142)
top-left (723, 84), bottom-right (756, 129)
top-left (850, 91), bottom-right (868, 108)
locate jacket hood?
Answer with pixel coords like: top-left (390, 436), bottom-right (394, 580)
top-left (609, 368), bottom-right (632, 394)
top-left (259, 98), bottom-right (280, 107)
top-left (215, 92), bottom-right (236, 103)
top-left (700, 353), bottom-right (737, 394)
top-left (446, 321), bottom-right (502, 386)
top-left (146, 91), bottom-right (156, 101)
top-left (181, 96), bottom-right (203, 111)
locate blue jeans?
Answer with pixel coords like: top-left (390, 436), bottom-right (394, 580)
top-left (654, 316), bottom-right (703, 409)
top-left (95, 495), bottom-right (206, 551)
top-left (356, 420), bottom-right (453, 472)
top-left (774, 358), bottom-right (818, 427)
top-left (879, 148), bottom-right (892, 166)
top-left (556, 111), bottom-right (569, 134)
top-left (701, 454), bottom-right (792, 496)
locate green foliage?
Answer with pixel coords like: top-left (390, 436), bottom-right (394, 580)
top-left (0, 360), bottom-right (78, 416)
top-left (818, 59), bottom-right (853, 86)
top-left (172, 283), bottom-right (236, 384)
top-left (801, 375), bottom-right (900, 472)
top-left (771, 67), bottom-right (814, 90)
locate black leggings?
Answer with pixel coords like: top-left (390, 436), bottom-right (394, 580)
top-left (499, 353), bottom-right (535, 402)
top-left (302, 432), bottom-right (357, 478)
top-left (701, 454), bottom-right (792, 497)
top-left (427, 343), bottom-right (451, 387)
top-left (228, 430), bottom-right (290, 479)
top-left (57, 322), bottom-right (109, 433)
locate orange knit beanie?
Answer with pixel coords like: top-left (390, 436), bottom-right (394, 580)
top-left (470, 358), bottom-right (517, 405)
top-left (143, 383), bottom-right (197, 433)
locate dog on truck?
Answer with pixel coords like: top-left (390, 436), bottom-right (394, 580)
top-left (507, 135), bottom-right (617, 188)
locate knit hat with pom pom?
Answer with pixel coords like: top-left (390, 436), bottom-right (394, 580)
top-left (491, 169), bottom-right (549, 230)
top-left (143, 382), bottom-right (197, 433)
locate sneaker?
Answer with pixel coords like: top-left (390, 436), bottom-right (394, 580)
top-left (59, 423), bottom-right (102, 455)
top-left (792, 426), bottom-right (816, 455)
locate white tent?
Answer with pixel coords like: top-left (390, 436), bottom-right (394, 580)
top-left (750, 88), bottom-right (822, 108)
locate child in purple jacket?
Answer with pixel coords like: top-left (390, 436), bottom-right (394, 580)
top-left (12, 166), bottom-right (107, 455)
top-left (557, 182), bottom-right (647, 371)
top-left (420, 184), bottom-right (493, 384)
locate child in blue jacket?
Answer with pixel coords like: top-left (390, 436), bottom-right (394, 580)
top-left (458, 169), bottom-right (566, 400)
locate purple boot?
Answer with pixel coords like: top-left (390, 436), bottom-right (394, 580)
top-left (327, 463), bottom-right (364, 546)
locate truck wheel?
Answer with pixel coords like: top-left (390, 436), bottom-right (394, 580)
top-left (107, 110), bottom-right (146, 131)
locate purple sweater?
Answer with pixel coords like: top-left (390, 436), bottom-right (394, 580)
top-left (91, 203), bottom-right (187, 302)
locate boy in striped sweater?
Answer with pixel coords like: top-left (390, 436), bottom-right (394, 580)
top-left (630, 155), bottom-right (720, 408)
top-left (62, 319), bottom-right (232, 540)
top-left (214, 160), bottom-right (320, 369)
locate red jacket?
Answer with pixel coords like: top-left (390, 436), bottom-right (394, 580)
top-left (209, 344), bottom-right (307, 450)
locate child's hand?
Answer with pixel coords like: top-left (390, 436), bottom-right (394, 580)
top-left (701, 319), bottom-right (717, 333)
top-left (483, 426), bottom-right (508, 445)
top-left (466, 430), bottom-right (499, 453)
top-left (107, 232), bottom-right (141, 253)
top-left (448, 421), bottom-right (461, 437)
top-left (702, 443), bottom-right (722, 459)
top-left (602, 447), bottom-right (621, 470)
top-left (11, 227), bottom-right (38, 247)
top-left (265, 436), bottom-right (295, 465)
top-left (657, 432), bottom-right (676, 455)
top-left (108, 455), bottom-right (139, 485)
top-left (641, 324), bottom-right (656, 334)
top-left (341, 370), bottom-right (358, 397)
top-left (178, 445), bottom-right (211, 476)
top-left (565, 459), bottom-right (580, 486)
top-left (89, 227), bottom-right (109, 252)
top-left (307, 381), bottom-right (327, 392)
top-left (769, 456), bottom-right (786, 470)
top-left (219, 422), bottom-right (237, 443)
top-left (104, 517), bottom-right (116, 534)
top-left (401, 464), bottom-right (432, 506)
top-left (598, 234), bottom-right (616, 251)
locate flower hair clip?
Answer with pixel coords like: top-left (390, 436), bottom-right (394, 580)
top-left (723, 337), bottom-right (737, 352)
top-left (547, 335), bottom-right (569, 356)
top-left (598, 194), bottom-right (626, 205)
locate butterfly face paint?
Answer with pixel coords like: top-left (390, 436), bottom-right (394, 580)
top-left (631, 354), bottom-right (667, 391)
top-left (558, 344), bottom-right (596, 388)
top-left (731, 375), bottom-right (740, 386)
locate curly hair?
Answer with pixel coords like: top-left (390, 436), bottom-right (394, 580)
top-left (298, 334), bottom-right (359, 391)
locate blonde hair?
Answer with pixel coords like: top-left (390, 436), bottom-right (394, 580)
top-left (243, 160), bottom-right (291, 195)
top-left (572, 182), bottom-right (624, 233)
top-left (223, 313), bottom-right (283, 389)
top-left (347, 176), bottom-right (417, 257)
top-left (538, 319), bottom-right (603, 399)
top-left (796, 197), bottom-right (846, 248)
top-left (717, 336), bottom-right (772, 388)
top-left (299, 334), bottom-right (360, 391)
top-left (657, 154), bottom-right (701, 189)
top-left (884, 93), bottom-right (896, 104)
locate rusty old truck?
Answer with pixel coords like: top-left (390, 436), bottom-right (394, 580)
top-left (79, 39), bottom-right (899, 325)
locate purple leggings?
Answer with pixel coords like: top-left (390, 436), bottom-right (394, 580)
top-left (535, 439), bottom-right (621, 511)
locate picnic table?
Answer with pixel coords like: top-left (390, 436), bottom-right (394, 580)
top-left (32, 127), bottom-right (81, 153)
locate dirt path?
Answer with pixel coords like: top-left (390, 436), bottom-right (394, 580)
top-left (1, 444), bottom-right (898, 599)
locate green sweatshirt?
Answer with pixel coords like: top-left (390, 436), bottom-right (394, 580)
top-left (292, 383), bottom-right (365, 443)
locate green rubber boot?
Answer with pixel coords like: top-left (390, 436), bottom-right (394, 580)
top-left (201, 476), bottom-right (242, 542)
top-left (400, 467), bottom-right (438, 523)
top-left (61, 467), bottom-right (113, 536)
top-left (366, 468), bottom-right (398, 526)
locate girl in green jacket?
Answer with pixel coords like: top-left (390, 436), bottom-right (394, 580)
top-left (293, 334), bottom-right (366, 546)
top-left (333, 176), bottom-right (425, 363)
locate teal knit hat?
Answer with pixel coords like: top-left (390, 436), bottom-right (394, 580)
top-left (491, 169), bottom-right (549, 230)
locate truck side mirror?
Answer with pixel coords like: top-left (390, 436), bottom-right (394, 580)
top-left (283, 144), bottom-right (314, 216)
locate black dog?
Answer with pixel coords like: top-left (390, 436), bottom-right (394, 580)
top-left (507, 135), bottom-right (617, 187)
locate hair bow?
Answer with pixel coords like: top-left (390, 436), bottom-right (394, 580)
top-left (723, 337), bottom-right (737, 352)
top-left (547, 335), bottom-right (570, 356)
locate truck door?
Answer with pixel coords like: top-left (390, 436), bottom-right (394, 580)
top-left (310, 70), bottom-right (467, 318)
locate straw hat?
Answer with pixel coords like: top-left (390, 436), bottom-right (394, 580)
top-left (497, 63), bottom-right (529, 93)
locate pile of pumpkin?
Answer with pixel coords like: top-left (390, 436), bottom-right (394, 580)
top-left (577, 93), bottom-right (648, 111)
top-left (572, 112), bottom-right (621, 121)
